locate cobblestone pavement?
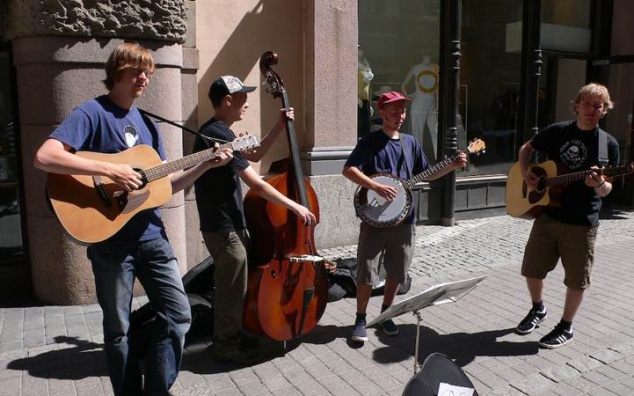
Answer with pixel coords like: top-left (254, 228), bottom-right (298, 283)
top-left (2, 205), bottom-right (634, 395)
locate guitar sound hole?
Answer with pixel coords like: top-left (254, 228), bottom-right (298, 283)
top-left (135, 168), bottom-right (149, 189)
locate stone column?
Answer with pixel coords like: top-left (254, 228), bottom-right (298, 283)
top-left (181, 0), bottom-right (208, 269)
top-left (305, 1), bottom-right (360, 248)
top-left (8, 0), bottom-right (190, 304)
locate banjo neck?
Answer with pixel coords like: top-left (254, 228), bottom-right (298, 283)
top-left (403, 153), bottom-right (459, 189)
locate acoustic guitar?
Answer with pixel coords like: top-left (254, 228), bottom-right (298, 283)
top-left (506, 160), bottom-right (633, 219)
top-left (47, 135), bottom-right (259, 244)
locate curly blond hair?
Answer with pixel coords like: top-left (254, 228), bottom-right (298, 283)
top-left (571, 83), bottom-right (614, 115)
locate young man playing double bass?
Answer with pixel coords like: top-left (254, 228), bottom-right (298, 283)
top-left (193, 75), bottom-right (316, 365)
top-left (342, 91), bottom-right (466, 343)
top-left (515, 83), bottom-right (619, 348)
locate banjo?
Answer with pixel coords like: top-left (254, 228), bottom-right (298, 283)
top-left (353, 138), bottom-right (486, 228)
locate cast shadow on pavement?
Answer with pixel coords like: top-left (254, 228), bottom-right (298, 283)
top-left (7, 336), bottom-right (107, 380)
top-left (372, 325), bottom-right (538, 368)
top-left (600, 204), bottom-right (633, 220)
top-left (182, 323), bottom-right (352, 374)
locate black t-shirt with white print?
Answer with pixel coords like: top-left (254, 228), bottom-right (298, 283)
top-left (530, 120), bottom-right (620, 226)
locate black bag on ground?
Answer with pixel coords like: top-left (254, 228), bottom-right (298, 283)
top-left (327, 257), bottom-right (412, 302)
top-left (129, 256), bottom-right (215, 357)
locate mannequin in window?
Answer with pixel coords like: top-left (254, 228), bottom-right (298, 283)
top-left (401, 54), bottom-right (439, 159)
top-left (358, 46), bottom-right (374, 138)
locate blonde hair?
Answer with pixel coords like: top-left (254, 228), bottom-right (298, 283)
top-left (571, 83), bottom-right (614, 114)
top-left (103, 43), bottom-right (155, 90)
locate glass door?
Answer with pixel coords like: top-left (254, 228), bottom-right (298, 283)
top-left (0, 43), bottom-right (24, 261)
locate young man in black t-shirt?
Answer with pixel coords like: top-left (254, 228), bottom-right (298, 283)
top-left (193, 76), bottom-right (315, 364)
top-left (515, 83), bottom-right (619, 348)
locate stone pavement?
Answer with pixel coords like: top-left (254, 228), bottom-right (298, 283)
top-left (2, 205), bottom-right (634, 395)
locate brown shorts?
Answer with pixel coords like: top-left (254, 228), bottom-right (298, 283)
top-left (521, 214), bottom-right (597, 289)
top-left (356, 222), bottom-right (415, 285)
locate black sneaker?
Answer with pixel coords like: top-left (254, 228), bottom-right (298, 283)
top-left (351, 319), bottom-right (368, 342)
top-left (516, 307), bottom-right (547, 335)
top-left (539, 323), bottom-right (573, 349)
top-left (379, 319), bottom-right (399, 336)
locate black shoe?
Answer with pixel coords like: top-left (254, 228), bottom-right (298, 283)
top-left (379, 319), bottom-right (399, 336)
top-left (351, 319), bottom-right (368, 342)
top-left (516, 307), bottom-right (547, 335)
top-left (539, 323), bottom-right (573, 349)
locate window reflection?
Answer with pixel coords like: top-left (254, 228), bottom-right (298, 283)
top-left (359, 0), bottom-right (523, 174)
top-left (461, 0), bottom-right (523, 175)
top-left (358, 0), bottom-right (440, 162)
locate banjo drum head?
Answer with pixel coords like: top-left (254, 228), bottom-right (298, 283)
top-left (357, 174), bottom-right (410, 227)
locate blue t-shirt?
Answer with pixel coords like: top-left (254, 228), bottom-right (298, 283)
top-left (345, 130), bottom-right (429, 223)
top-left (531, 120), bottom-right (620, 226)
top-left (50, 95), bottom-right (166, 243)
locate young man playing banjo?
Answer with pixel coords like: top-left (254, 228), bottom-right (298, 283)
top-left (342, 91), bottom-right (466, 343)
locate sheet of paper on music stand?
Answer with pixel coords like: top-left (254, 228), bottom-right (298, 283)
top-left (438, 382), bottom-right (475, 396)
top-left (366, 275), bottom-right (487, 328)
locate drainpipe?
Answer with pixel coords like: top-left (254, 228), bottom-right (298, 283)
top-left (439, 0), bottom-right (461, 226)
top-left (517, 0), bottom-right (542, 151)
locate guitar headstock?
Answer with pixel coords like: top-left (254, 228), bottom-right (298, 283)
top-left (230, 135), bottom-right (261, 152)
top-left (466, 138), bottom-right (486, 156)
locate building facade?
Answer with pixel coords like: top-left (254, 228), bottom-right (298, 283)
top-left (1, 0), bottom-right (633, 304)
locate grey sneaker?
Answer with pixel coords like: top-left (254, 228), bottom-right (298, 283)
top-left (516, 307), bottom-right (547, 335)
top-left (379, 319), bottom-right (399, 336)
top-left (351, 319), bottom-right (368, 342)
top-left (539, 323), bottom-right (573, 349)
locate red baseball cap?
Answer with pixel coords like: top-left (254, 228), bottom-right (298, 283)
top-left (377, 91), bottom-right (412, 108)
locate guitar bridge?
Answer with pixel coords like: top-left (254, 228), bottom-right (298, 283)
top-left (92, 176), bottom-right (112, 207)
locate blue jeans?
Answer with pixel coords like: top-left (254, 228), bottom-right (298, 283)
top-left (88, 236), bottom-right (191, 396)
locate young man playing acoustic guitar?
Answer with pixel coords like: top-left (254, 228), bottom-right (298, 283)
top-left (342, 91), bottom-right (466, 343)
top-left (34, 43), bottom-right (233, 395)
top-left (515, 83), bottom-right (619, 348)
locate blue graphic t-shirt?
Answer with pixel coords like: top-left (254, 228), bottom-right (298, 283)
top-left (50, 95), bottom-right (166, 243)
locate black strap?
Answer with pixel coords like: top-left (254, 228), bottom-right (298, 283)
top-left (138, 109), bottom-right (222, 145)
top-left (397, 137), bottom-right (412, 179)
top-left (598, 129), bottom-right (608, 166)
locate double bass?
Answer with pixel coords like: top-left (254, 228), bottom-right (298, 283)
top-left (242, 51), bottom-right (329, 342)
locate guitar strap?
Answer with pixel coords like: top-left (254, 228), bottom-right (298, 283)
top-left (139, 109), bottom-right (221, 147)
top-left (598, 129), bottom-right (609, 166)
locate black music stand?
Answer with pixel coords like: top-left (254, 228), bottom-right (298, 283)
top-left (366, 275), bottom-right (487, 374)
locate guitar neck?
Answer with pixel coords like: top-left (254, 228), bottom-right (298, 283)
top-left (546, 165), bottom-right (629, 187)
top-left (404, 154), bottom-right (457, 189)
top-left (142, 142), bottom-right (231, 182)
